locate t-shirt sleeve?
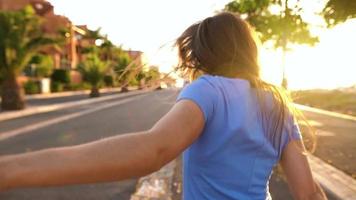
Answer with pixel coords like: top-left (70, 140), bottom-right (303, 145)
top-left (176, 79), bottom-right (215, 122)
top-left (290, 119), bottom-right (302, 140)
top-left (280, 115), bottom-right (303, 152)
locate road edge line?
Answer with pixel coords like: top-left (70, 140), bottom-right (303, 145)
top-left (295, 104), bottom-right (356, 122)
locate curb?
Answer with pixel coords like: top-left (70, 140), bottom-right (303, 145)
top-left (130, 157), bottom-right (182, 200)
top-left (130, 161), bottom-right (176, 200)
top-left (0, 89), bottom-right (149, 122)
top-left (309, 154), bottom-right (356, 200)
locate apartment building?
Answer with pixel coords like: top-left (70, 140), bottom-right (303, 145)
top-left (0, 0), bottom-right (94, 82)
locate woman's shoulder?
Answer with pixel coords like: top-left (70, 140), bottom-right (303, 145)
top-left (177, 75), bottom-right (218, 122)
top-left (182, 75), bottom-right (217, 93)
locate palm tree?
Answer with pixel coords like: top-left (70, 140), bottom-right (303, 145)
top-left (78, 53), bottom-right (108, 97)
top-left (0, 6), bottom-right (55, 110)
top-left (114, 53), bottom-right (131, 92)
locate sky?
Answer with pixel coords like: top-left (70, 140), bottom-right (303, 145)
top-left (48, 0), bottom-right (228, 51)
top-left (48, 0), bottom-right (356, 90)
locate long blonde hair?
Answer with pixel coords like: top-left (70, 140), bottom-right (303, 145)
top-left (175, 12), bottom-right (315, 155)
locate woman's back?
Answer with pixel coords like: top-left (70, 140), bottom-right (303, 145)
top-left (178, 75), bottom-right (301, 200)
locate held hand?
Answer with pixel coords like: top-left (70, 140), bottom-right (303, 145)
top-left (0, 161), bottom-right (8, 192)
top-left (0, 157), bottom-right (12, 192)
top-left (0, 182), bottom-right (9, 192)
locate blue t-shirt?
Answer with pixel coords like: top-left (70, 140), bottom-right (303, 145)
top-left (177, 75), bottom-right (301, 200)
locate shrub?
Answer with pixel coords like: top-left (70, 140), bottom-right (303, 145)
top-left (30, 54), bottom-right (54, 78)
top-left (24, 80), bottom-right (40, 94)
top-left (104, 75), bottom-right (114, 87)
top-left (128, 78), bottom-right (138, 86)
top-left (65, 83), bottom-right (91, 91)
top-left (51, 69), bottom-right (70, 84)
top-left (51, 81), bottom-right (64, 93)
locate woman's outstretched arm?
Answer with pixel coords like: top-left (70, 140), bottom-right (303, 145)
top-left (0, 99), bottom-right (204, 191)
top-left (280, 140), bottom-right (328, 200)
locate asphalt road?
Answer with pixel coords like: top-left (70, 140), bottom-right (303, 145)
top-left (303, 110), bottom-right (356, 179)
top-left (0, 89), bottom-right (346, 199)
top-left (0, 90), bottom-right (178, 199)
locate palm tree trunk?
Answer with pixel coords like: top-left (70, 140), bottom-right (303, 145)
top-left (120, 81), bottom-right (129, 93)
top-left (281, 0), bottom-right (289, 89)
top-left (281, 48), bottom-right (288, 89)
top-left (89, 85), bottom-right (100, 97)
top-left (1, 74), bottom-right (26, 110)
top-left (138, 79), bottom-right (145, 90)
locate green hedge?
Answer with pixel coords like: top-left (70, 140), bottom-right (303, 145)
top-left (51, 69), bottom-right (70, 84)
top-left (24, 80), bottom-right (40, 94)
top-left (104, 75), bottom-right (114, 87)
top-left (51, 81), bottom-right (64, 93)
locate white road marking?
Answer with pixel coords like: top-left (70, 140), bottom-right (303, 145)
top-left (298, 120), bottom-right (324, 127)
top-left (0, 95), bottom-right (144, 142)
top-left (316, 130), bottom-right (336, 137)
top-left (0, 90), bottom-right (149, 122)
top-left (295, 104), bottom-right (356, 122)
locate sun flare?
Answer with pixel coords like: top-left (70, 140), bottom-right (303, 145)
top-left (260, 19), bottom-right (356, 90)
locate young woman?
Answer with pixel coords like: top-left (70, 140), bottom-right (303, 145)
top-left (0, 12), bottom-right (327, 200)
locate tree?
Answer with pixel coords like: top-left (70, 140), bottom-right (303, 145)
top-left (322, 0), bottom-right (356, 27)
top-left (225, 0), bottom-right (318, 88)
top-left (79, 28), bottom-right (105, 55)
top-left (0, 6), bottom-right (55, 110)
top-left (145, 67), bottom-right (161, 88)
top-left (84, 28), bottom-right (104, 41)
top-left (26, 54), bottom-right (54, 78)
top-left (113, 52), bottom-right (132, 92)
top-left (99, 38), bottom-right (115, 61)
top-left (78, 53), bottom-right (108, 97)
top-left (136, 70), bottom-right (147, 89)
top-left (81, 28), bottom-right (146, 92)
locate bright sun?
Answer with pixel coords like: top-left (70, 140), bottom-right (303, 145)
top-left (260, 19), bottom-right (356, 90)
top-left (152, 19), bottom-right (356, 90)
